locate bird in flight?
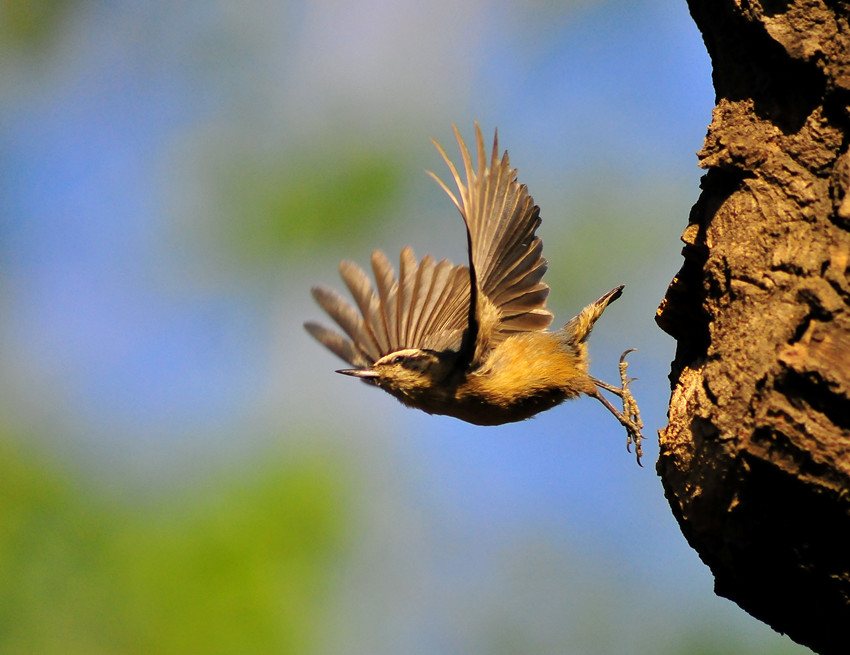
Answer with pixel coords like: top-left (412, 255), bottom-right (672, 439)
top-left (305, 123), bottom-right (644, 463)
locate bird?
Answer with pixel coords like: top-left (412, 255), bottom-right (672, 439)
top-left (304, 123), bottom-right (644, 464)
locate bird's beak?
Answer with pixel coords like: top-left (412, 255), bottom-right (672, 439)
top-left (336, 368), bottom-right (379, 379)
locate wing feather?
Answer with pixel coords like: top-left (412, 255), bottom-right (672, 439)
top-left (306, 249), bottom-right (471, 365)
top-left (306, 123), bottom-right (553, 371)
top-left (407, 253), bottom-right (435, 345)
top-left (428, 123), bottom-right (554, 348)
top-left (339, 260), bottom-right (389, 355)
top-left (304, 322), bottom-right (371, 368)
top-left (397, 247), bottom-right (417, 346)
top-left (309, 286), bottom-right (377, 359)
top-left (371, 251), bottom-right (397, 352)
top-left (410, 258), bottom-right (466, 349)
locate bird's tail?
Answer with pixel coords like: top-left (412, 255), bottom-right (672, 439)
top-left (561, 285), bottom-right (624, 347)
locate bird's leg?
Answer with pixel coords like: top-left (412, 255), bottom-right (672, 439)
top-left (589, 349), bottom-right (644, 465)
top-left (615, 349), bottom-right (643, 444)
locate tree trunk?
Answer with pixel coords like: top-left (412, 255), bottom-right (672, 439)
top-left (656, 2), bottom-right (850, 653)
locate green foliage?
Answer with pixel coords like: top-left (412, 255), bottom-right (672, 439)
top-left (213, 146), bottom-right (405, 261)
top-left (0, 436), bottom-right (350, 654)
top-left (0, 0), bottom-right (69, 48)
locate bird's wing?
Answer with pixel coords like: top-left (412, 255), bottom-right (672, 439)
top-left (305, 123), bottom-right (553, 370)
top-left (428, 123), bottom-right (554, 356)
top-left (306, 247), bottom-right (471, 367)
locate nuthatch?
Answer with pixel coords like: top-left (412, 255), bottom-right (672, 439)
top-left (305, 123), bottom-right (644, 463)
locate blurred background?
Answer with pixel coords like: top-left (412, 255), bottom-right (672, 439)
top-left (0, 0), bottom-right (812, 653)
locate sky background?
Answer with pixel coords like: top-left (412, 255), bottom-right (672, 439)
top-left (0, 1), bottom-right (812, 653)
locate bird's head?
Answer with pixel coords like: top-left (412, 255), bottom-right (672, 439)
top-left (337, 348), bottom-right (449, 400)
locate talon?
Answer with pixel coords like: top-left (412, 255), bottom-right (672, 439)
top-left (619, 348), bottom-right (637, 363)
top-left (618, 350), bottom-right (643, 465)
top-left (589, 348), bottom-right (645, 466)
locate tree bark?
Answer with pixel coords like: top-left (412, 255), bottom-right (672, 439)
top-left (656, 2), bottom-right (850, 653)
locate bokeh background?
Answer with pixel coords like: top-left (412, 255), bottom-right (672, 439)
top-left (0, 1), bottom-right (812, 653)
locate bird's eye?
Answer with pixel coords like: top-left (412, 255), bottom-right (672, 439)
top-left (391, 355), bottom-right (405, 365)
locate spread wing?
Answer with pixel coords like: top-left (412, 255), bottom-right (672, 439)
top-left (305, 123), bottom-right (552, 370)
top-left (305, 248), bottom-right (471, 367)
top-left (428, 123), bottom-right (553, 354)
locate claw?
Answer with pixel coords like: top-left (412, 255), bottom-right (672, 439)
top-left (588, 348), bottom-right (644, 465)
top-left (617, 349), bottom-right (644, 465)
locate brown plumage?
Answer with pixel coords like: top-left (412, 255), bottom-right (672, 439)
top-left (304, 123), bottom-right (644, 463)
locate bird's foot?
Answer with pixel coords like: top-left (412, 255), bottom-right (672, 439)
top-left (590, 349), bottom-right (645, 466)
top-left (618, 349), bottom-right (644, 465)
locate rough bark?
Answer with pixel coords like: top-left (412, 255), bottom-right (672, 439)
top-left (656, 1), bottom-right (850, 653)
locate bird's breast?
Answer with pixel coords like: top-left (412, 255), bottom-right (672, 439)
top-left (444, 332), bottom-right (595, 425)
